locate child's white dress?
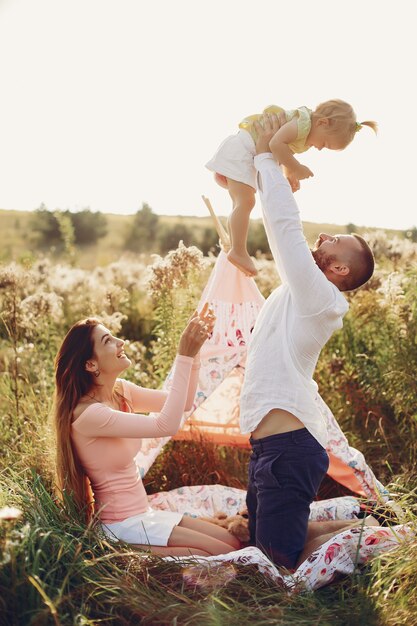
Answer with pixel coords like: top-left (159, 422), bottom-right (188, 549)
top-left (206, 105), bottom-right (312, 190)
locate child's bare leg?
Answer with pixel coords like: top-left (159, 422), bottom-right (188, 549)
top-left (214, 173), bottom-right (229, 189)
top-left (226, 178), bottom-right (256, 276)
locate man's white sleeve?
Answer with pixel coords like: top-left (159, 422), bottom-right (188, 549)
top-left (255, 153), bottom-right (336, 315)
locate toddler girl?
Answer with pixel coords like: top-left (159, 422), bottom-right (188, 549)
top-left (206, 99), bottom-right (377, 276)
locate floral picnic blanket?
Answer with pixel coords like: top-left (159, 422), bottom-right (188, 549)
top-left (148, 484), bottom-right (413, 591)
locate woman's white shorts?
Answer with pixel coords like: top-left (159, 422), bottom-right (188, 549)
top-left (101, 508), bottom-right (183, 546)
top-left (205, 130), bottom-right (257, 189)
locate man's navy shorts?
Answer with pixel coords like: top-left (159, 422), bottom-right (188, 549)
top-left (246, 428), bottom-right (329, 570)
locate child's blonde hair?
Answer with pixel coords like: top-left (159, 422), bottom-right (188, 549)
top-left (312, 99), bottom-right (377, 148)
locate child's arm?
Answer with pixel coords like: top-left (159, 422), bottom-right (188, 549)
top-left (269, 118), bottom-right (314, 184)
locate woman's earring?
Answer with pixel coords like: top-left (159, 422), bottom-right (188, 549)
top-left (93, 369), bottom-right (100, 378)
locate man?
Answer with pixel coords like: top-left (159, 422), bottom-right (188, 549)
top-left (240, 115), bottom-right (375, 570)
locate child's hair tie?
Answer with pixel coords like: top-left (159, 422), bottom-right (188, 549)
top-left (355, 122), bottom-right (362, 133)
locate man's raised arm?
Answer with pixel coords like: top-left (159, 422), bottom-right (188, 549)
top-left (254, 119), bottom-right (336, 314)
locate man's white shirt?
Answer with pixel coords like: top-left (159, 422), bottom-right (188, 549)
top-left (239, 153), bottom-right (349, 448)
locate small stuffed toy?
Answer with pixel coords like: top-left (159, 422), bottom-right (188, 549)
top-left (200, 508), bottom-right (250, 543)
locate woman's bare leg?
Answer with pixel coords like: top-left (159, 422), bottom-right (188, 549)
top-left (124, 515), bottom-right (242, 558)
top-left (179, 515), bottom-right (241, 550)
top-left (226, 178), bottom-right (257, 276)
top-left (168, 525), bottom-right (237, 556)
top-left (131, 520), bottom-right (239, 558)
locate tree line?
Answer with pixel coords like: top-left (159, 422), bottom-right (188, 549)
top-left (28, 204), bottom-right (417, 258)
top-left (28, 203), bottom-right (271, 256)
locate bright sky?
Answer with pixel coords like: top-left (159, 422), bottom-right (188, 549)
top-left (0, 0), bottom-right (416, 230)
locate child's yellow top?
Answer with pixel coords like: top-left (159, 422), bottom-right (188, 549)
top-left (239, 105), bottom-right (312, 154)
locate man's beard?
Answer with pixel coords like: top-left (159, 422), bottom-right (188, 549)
top-left (311, 248), bottom-right (336, 273)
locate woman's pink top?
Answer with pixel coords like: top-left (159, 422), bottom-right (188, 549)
top-left (71, 355), bottom-right (198, 523)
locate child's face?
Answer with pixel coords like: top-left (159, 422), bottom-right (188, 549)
top-left (307, 119), bottom-right (346, 151)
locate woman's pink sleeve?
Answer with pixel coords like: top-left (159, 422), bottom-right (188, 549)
top-left (123, 383), bottom-right (167, 413)
top-left (122, 357), bottom-right (200, 413)
top-left (72, 355), bottom-right (194, 438)
top-left (184, 357), bottom-right (200, 411)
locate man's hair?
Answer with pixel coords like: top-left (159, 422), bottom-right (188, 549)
top-left (339, 234), bottom-right (375, 291)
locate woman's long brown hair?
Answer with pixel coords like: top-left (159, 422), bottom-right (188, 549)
top-left (53, 318), bottom-right (102, 523)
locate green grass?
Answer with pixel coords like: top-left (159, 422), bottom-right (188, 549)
top-left (1, 470), bottom-right (416, 626)
top-left (0, 237), bottom-right (416, 625)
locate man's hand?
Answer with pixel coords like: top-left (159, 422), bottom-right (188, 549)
top-left (253, 113), bottom-right (281, 155)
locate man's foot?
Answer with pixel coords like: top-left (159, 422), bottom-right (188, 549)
top-left (227, 250), bottom-right (257, 276)
top-left (357, 503), bottom-right (402, 526)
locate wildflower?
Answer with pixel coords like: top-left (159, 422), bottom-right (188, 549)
top-left (254, 252), bottom-right (280, 297)
top-left (47, 264), bottom-right (87, 294)
top-left (0, 506), bottom-right (23, 522)
top-left (98, 311), bottom-right (127, 334)
top-left (365, 230), bottom-right (417, 265)
top-left (105, 286), bottom-right (130, 312)
top-left (0, 263), bottom-right (25, 289)
top-left (99, 256), bottom-right (148, 290)
top-left (377, 272), bottom-right (405, 306)
top-left (20, 291), bottom-right (64, 329)
top-left (147, 242), bottom-right (207, 298)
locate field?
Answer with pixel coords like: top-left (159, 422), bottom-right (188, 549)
top-left (0, 207), bottom-right (405, 268)
top-left (0, 212), bottom-right (416, 625)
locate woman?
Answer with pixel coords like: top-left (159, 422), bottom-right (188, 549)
top-left (53, 304), bottom-right (240, 557)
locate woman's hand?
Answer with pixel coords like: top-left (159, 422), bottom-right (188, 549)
top-left (178, 303), bottom-right (216, 358)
